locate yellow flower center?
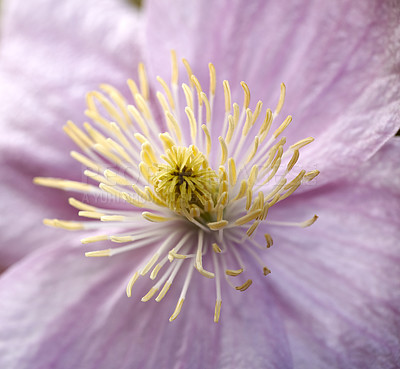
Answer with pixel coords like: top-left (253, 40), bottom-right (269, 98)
top-left (151, 145), bottom-right (217, 215)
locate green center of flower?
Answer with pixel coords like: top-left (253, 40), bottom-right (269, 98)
top-left (151, 145), bottom-right (217, 214)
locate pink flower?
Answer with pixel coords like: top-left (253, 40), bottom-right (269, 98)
top-left (0, 0), bottom-right (399, 368)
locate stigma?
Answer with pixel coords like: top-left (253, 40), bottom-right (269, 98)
top-left (34, 51), bottom-right (319, 322)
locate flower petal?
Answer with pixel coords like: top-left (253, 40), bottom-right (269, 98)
top-left (144, 0), bottom-right (400, 185)
top-left (0, 240), bottom-right (292, 369)
top-left (0, 0), bottom-right (142, 175)
top-left (262, 138), bottom-right (400, 367)
top-left (0, 0), bottom-right (143, 265)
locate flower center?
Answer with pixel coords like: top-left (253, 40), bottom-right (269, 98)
top-left (151, 145), bottom-right (217, 215)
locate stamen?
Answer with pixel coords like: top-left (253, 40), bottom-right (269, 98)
top-left (208, 63), bottom-right (216, 96)
top-left (274, 82), bottom-right (286, 117)
top-left (225, 269), bottom-right (243, 276)
top-left (190, 75), bottom-right (203, 105)
top-left (200, 92), bottom-right (211, 124)
top-left (169, 262), bottom-right (195, 321)
top-left (34, 177), bottom-right (95, 193)
top-left (171, 50), bottom-right (179, 86)
top-left (235, 279), bottom-right (252, 291)
top-left (43, 219), bottom-right (84, 230)
top-left (182, 58), bottom-right (194, 87)
top-left (223, 80), bottom-right (231, 113)
top-left (155, 259), bottom-right (184, 302)
top-left (81, 235), bottom-right (109, 244)
top-left (212, 243), bottom-right (222, 253)
top-left (240, 82), bottom-right (251, 110)
top-left (272, 115), bottom-right (292, 139)
top-left (234, 209), bottom-right (262, 226)
top-left (157, 76), bottom-right (175, 109)
top-left (208, 220), bottom-right (228, 231)
top-left (212, 251), bottom-right (222, 323)
top-left (195, 231), bottom-right (215, 279)
top-left (264, 233), bottom-right (273, 248)
top-left (138, 63), bottom-right (149, 101)
top-left (201, 124), bottom-right (212, 157)
top-left (268, 214), bottom-right (318, 228)
top-left (218, 136), bottom-right (228, 165)
top-left (185, 107), bottom-right (197, 144)
top-left (126, 272), bottom-right (140, 297)
top-left (142, 212), bottom-right (173, 223)
top-left (304, 170), bottom-right (320, 182)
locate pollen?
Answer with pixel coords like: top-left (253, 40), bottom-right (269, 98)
top-left (35, 51), bottom-right (319, 323)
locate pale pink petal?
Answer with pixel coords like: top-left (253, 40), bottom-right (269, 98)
top-left (261, 138), bottom-right (400, 367)
top-left (144, 0), bottom-right (400, 185)
top-left (0, 240), bottom-right (292, 369)
top-left (0, 0), bottom-right (143, 265)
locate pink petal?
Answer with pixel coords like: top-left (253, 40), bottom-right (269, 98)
top-left (262, 137), bottom-right (400, 367)
top-left (0, 240), bottom-right (292, 369)
top-left (144, 0), bottom-right (400, 186)
top-left (0, 0), bottom-right (143, 265)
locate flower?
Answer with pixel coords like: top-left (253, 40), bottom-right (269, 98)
top-left (0, 0), bottom-right (399, 368)
top-left (33, 51), bottom-right (320, 322)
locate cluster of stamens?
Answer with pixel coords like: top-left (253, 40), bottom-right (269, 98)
top-left (34, 51), bottom-right (318, 322)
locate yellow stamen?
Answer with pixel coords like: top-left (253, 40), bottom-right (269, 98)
top-left (272, 115), bottom-right (292, 139)
top-left (150, 264), bottom-right (163, 280)
top-left (286, 149), bottom-right (300, 172)
top-left (185, 107), bottom-right (197, 143)
top-left (85, 249), bottom-right (111, 257)
top-left (264, 233), bottom-right (273, 248)
top-left (126, 272), bottom-right (140, 297)
top-left (70, 151), bottom-right (101, 172)
top-left (81, 235), bottom-right (109, 244)
top-left (171, 50), bottom-right (179, 85)
top-left (182, 83), bottom-right (194, 112)
top-left (141, 287), bottom-right (158, 302)
top-left (142, 212), bottom-right (172, 223)
top-left (79, 211), bottom-right (105, 219)
top-left (212, 243), bottom-right (222, 253)
top-left (263, 266), bottom-right (271, 276)
top-left (208, 63), bottom-right (216, 96)
top-left (223, 80), bottom-right (231, 113)
top-left (240, 81), bottom-right (250, 109)
top-left (235, 279), bottom-right (252, 291)
top-left (138, 63), bottom-right (149, 100)
top-left (225, 269), bottom-right (243, 276)
top-left (234, 209), bottom-right (262, 226)
top-left (169, 298), bottom-right (184, 321)
top-left (156, 281), bottom-right (172, 302)
top-left (289, 137), bottom-right (314, 150)
top-left (214, 300), bottom-right (222, 323)
top-left (191, 75), bottom-right (203, 105)
top-left (43, 219), bottom-right (84, 230)
top-left (201, 124), bottom-right (212, 157)
top-left (110, 235), bottom-right (133, 243)
top-left (68, 197), bottom-right (97, 212)
top-left (34, 177), bottom-right (93, 192)
top-left (182, 58), bottom-right (193, 86)
top-left (218, 136), bottom-right (228, 165)
top-left (304, 170), bottom-right (320, 182)
top-left (200, 92), bottom-right (212, 123)
top-left (274, 82), bottom-right (286, 116)
top-left (207, 220), bottom-right (228, 230)
top-left (156, 79), bottom-right (175, 110)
